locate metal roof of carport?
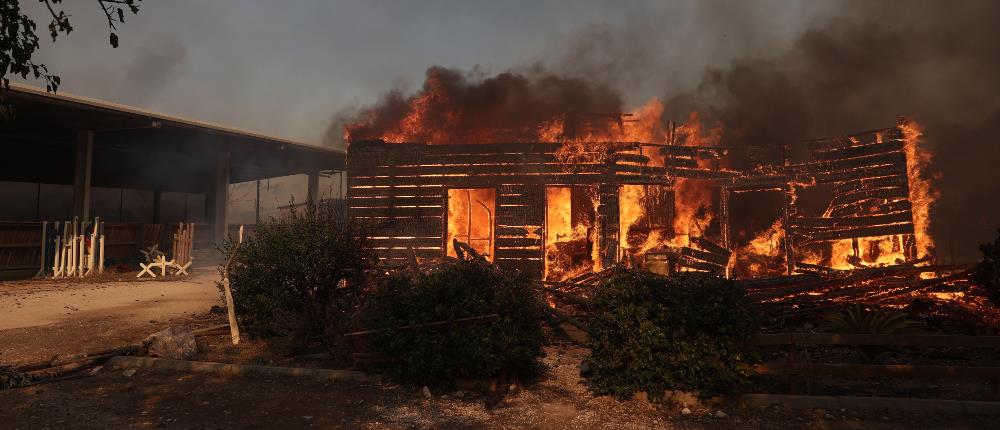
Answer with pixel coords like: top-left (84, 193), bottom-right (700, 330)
top-left (0, 83), bottom-right (345, 192)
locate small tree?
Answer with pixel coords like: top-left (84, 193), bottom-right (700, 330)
top-left (588, 269), bottom-right (758, 400)
top-left (1, 0), bottom-right (143, 91)
top-left (363, 257), bottom-right (546, 388)
top-left (974, 229), bottom-right (1000, 306)
top-left (223, 201), bottom-right (374, 354)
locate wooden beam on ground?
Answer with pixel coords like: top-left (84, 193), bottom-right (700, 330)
top-left (753, 333), bottom-right (1000, 348)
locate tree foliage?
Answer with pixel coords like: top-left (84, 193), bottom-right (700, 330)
top-left (587, 269), bottom-right (758, 400)
top-left (223, 202), bottom-right (375, 354)
top-left (363, 257), bottom-right (546, 388)
top-left (0, 0), bottom-right (142, 92)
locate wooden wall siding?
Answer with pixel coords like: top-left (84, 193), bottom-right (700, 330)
top-left (346, 141), bottom-right (672, 270)
top-left (494, 184), bottom-right (544, 276)
top-left (788, 126), bottom-right (916, 249)
top-left (347, 124), bottom-right (919, 271)
top-left (0, 222), bottom-right (43, 273)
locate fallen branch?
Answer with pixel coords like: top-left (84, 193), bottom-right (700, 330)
top-left (341, 314), bottom-right (500, 338)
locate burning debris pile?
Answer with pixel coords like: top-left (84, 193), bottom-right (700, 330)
top-left (343, 67), bottom-right (941, 286)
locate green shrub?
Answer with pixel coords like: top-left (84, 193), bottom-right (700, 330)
top-left (588, 269), bottom-right (758, 400)
top-left (223, 201), bottom-right (374, 353)
top-left (363, 257), bottom-right (545, 388)
top-left (974, 229), bottom-right (1000, 306)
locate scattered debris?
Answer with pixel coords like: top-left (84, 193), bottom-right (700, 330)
top-left (143, 327), bottom-right (198, 360)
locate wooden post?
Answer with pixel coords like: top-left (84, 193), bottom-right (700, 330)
top-left (37, 221), bottom-right (47, 277)
top-left (782, 184), bottom-right (796, 276)
top-left (52, 236), bottom-right (61, 278)
top-left (213, 151), bottom-right (230, 247)
top-left (98, 234), bottom-right (105, 274)
top-left (307, 170), bottom-right (320, 204)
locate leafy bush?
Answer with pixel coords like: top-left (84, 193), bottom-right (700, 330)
top-left (588, 269), bottom-right (758, 400)
top-left (223, 201), bottom-right (374, 353)
top-left (363, 257), bottom-right (545, 388)
top-left (974, 229), bottom-right (1000, 306)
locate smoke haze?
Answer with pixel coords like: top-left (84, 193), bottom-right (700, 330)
top-left (11, 0), bottom-right (998, 260)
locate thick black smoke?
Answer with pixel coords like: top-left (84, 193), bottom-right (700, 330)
top-left (658, 0), bottom-right (1000, 261)
top-left (341, 66), bottom-right (623, 144)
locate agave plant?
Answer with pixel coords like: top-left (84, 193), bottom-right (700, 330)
top-left (0, 366), bottom-right (31, 389)
top-left (821, 304), bottom-right (922, 362)
top-left (822, 304), bottom-right (920, 334)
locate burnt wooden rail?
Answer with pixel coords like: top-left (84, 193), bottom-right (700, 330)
top-left (754, 332), bottom-right (1000, 398)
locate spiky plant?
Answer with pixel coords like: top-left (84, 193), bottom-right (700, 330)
top-left (822, 304), bottom-right (921, 362)
top-left (0, 366), bottom-right (31, 389)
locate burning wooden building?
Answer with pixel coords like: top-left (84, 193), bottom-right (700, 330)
top-left (346, 116), bottom-right (933, 281)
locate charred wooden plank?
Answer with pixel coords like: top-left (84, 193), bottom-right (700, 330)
top-left (495, 225), bottom-right (542, 237)
top-left (678, 256), bottom-right (725, 273)
top-left (690, 236), bottom-right (732, 257)
top-left (348, 195), bottom-right (445, 207)
top-left (681, 246), bottom-right (730, 266)
top-left (349, 173), bottom-right (609, 187)
top-left (791, 151), bottom-right (906, 175)
top-left (369, 237), bottom-right (443, 248)
top-left (495, 237), bottom-right (543, 247)
top-left (668, 168), bottom-right (739, 180)
top-left (828, 200), bottom-right (912, 218)
top-left (811, 163), bottom-right (907, 184)
top-left (832, 175), bottom-right (908, 195)
top-left (796, 222), bottom-right (914, 242)
top-left (812, 141), bottom-right (904, 161)
top-left (347, 185), bottom-right (445, 198)
top-left (363, 162), bottom-right (592, 177)
top-left (346, 206), bottom-right (444, 217)
top-left (494, 248), bottom-right (544, 259)
top-left (375, 247), bottom-right (443, 259)
top-left (790, 212), bottom-right (913, 229)
top-left (830, 186), bottom-right (909, 208)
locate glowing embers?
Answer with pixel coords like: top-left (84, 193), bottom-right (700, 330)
top-left (446, 188), bottom-right (496, 260)
top-left (544, 186), bottom-right (598, 280)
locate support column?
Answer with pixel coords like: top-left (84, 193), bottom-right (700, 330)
top-left (72, 131), bottom-right (94, 220)
top-left (152, 190), bottom-right (162, 223)
top-left (213, 151), bottom-right (230, 245)
top-left (306, 170), bottom-right (320, 205)
top-left (255, 180), bottom-right (261, 224)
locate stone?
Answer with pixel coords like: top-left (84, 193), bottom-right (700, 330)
top-left (714, 410), bottom-right (728, 418)
top-left (681, 407), bottom-right (692, 416)
top-left (143, 326), bottom-right (198, 360)
top-left (579, 361), bottom-right (593, 378)
top-left (422, 386), bottom-right (432, 398)
top-left (122, 369), bottom-right (137, 377)
top-left (454, 390), bottom-right (465, 398)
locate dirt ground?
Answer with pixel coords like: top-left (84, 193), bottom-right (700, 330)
top-left (0, 274), bottom-right (996, 429)
top-left (0, 269), bottom-right (224, 365)
top-left (0, 345), bottom-right (994, 429)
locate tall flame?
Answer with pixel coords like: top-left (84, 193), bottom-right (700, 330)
top-left (900, 119), bottom-right (939, 258)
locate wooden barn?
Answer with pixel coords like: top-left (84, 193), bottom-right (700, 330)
top-left (345, 121), bottom-right (922, 280)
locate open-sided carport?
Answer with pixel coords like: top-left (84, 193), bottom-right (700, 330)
top-left (0, 83), bottom-right (344, 278)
